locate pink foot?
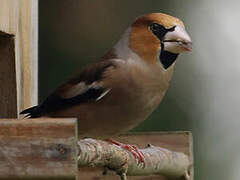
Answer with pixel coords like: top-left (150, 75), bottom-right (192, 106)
top-left (106, 138), bottom-right (145, 164)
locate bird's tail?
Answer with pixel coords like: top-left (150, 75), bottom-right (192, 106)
top-left (20, 106), bottom-right (41, 118)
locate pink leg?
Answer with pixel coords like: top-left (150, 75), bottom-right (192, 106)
top-left (106, 138), bottom-right (145, 163)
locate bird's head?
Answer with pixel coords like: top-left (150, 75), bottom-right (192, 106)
top-left (128, 13), bottom-right (192, 69)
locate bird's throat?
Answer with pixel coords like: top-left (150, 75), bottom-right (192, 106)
top-left (160, 48), bottom-right (179, 69)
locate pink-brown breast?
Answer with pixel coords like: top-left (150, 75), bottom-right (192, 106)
top-left (48, 60), bottom-right (175, 138)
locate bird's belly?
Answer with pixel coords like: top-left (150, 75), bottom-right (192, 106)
top-left (49, 63), bottom-right (170, 138)
top-left (52, 87), bottom-right (164, 138)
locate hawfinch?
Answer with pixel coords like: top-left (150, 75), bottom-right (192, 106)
top-left (21, 13), bottom-right (192, 139)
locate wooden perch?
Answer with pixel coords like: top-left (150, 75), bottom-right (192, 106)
top-left (0, 118), bottom-right (78, 179)
top-left (78, 138), bottom-right (191, 180)
top-left (0, 119), bottom-right (193, 180)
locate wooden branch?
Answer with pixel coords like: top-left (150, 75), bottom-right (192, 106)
top-left (78, 138), bottom-right (191, 180)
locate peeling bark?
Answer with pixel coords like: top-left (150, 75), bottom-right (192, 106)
top-left (78, 138), bottom-right (191, 180)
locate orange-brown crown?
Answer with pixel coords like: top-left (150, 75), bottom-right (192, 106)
top-left (129, 13), bottom-right (184, 64)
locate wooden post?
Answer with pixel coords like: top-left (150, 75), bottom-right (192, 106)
top-left (0, 0), bottom-right (38, 117)
top-left (0, 32), bottom-right (17, 118)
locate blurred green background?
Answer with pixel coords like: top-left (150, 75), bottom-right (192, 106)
top-left (39, 1), bottom-right (240, 180)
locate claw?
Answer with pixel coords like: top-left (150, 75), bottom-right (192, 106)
top-left (106, 138), bottom-right (145, 164)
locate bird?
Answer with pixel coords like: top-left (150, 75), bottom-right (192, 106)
top-left (21, 13), bottom-right (192, 162)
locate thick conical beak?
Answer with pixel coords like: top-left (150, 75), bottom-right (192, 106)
top-left (163, 25), bottom-right (192, 53)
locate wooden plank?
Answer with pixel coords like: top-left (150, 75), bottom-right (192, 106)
top-left (16, 0), bottom-right (38, 113)
top-left (78, 132), bottom-right (193, 180)
top-left (0, 0), bottom-right (38, 116)
top-left (0, 118), bottom-right (78, 179)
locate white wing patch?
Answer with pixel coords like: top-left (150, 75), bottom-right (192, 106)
top-left (61, 82), bottom-right (87, 99)
top-left (96, 89), bottom-right (111, 101)
top-left (61, 81), bottom-right (110, 101)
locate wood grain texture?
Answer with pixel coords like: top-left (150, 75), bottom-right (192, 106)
top-left (0, 118), bottom-right (78, 179)
top-left (0, 119), bottom-right (193, 180)
top-left (0, 0), bottom-right (38, 116)
top-left (0, 32), bottom-right (17, 118)
top-left (78, 132), bottom-right (193, 180)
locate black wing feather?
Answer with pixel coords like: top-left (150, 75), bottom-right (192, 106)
top-left (20, 60), bottom-right (116, 118)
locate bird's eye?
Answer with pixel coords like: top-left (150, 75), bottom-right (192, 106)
top-left (150, 23), bottom-right (163, 32)
top-left (150, 23), bottom-right (176, 41)
top-left (150, 23), bottom-right (168, 40)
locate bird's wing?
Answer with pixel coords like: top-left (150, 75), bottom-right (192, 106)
top-left (20, 60), bottom-right (117, 118)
